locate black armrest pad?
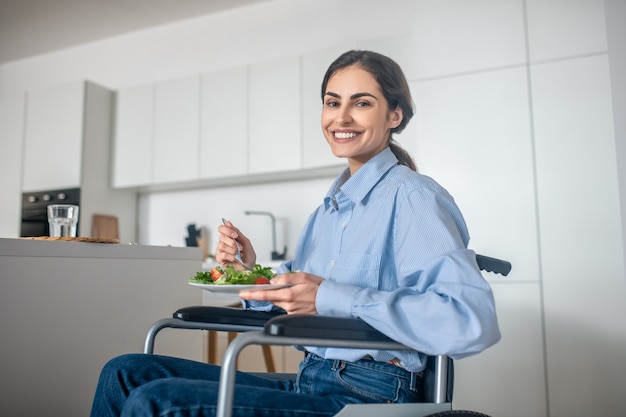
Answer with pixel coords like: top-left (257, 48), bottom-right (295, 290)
top-left (174, 306), bottom-right (284, 327)
top-left (265, 314), bottom-right (394, 342)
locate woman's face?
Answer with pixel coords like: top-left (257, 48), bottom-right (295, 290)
top-left (321, 65), bottom-right (402, 173)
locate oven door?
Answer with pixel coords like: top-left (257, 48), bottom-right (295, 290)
top-left (20, 188), bottom-right (81, 237)
top-left (21, 219), bottom-right (48, 237)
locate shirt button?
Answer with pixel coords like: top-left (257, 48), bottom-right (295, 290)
top-left (341, 221), bottom-right (348, 228)
top-left (329, 260), bottom-right (335, 267)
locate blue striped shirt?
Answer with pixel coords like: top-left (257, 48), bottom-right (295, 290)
top-left (273, 147), bottom-right (500, 372)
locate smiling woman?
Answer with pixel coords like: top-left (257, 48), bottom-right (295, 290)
top-left (89, 50), bottom-right (501, 417)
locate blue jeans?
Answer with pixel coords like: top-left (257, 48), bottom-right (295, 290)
top-left (90, 352), bottom-right (423, 417)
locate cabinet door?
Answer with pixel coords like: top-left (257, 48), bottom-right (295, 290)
top-left (22, 81), bottom-right (84, 192)
top-left (0, 93), bottom-right (25, 237)
top-left (153, 75), bottom-right (200, 184)
top-left (454, 283), bottom-right (547, 417)
top-left (249, 57), bottom-right (301, 174)
top-left (113, 84), bottom-right (154, 188)
top-left (200, 67), bottom-right (248, 179)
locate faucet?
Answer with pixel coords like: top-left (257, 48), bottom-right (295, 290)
top-left (244, 210), bottom-right (287, 260)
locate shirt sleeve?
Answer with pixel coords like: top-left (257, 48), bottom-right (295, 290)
top-left (315, 185), bottom-right (501, 359)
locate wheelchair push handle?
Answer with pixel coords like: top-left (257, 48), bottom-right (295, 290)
top-left (476, 254), bottom-right (512, 276)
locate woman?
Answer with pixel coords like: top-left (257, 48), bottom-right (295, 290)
top-left (90, 50), bottom-right (500, 417)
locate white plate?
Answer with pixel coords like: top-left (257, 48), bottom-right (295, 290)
top-left (189, 282), bottom-right (291, 296)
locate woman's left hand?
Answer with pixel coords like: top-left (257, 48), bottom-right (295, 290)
top-left (238, 272), bottom-right (324, 315)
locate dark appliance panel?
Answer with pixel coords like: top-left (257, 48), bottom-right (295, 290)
top-left (21, 188), bottom-right (81, 237)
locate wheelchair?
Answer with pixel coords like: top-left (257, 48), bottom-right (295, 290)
top-left (144, 254), bottom-right (511, 417)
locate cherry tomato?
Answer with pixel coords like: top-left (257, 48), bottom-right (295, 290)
top-left (254, 277), bottom-right (270, 285)
top-left (210, 268), bottom-right (223, 281)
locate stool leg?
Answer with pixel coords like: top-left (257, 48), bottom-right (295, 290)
top-left (262, 345), bottom-right (276, 372)
top-left (207, 330), bottom-right (217, 364)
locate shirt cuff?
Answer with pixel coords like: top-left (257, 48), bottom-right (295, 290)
top-left (241, 299), bottom-right (274, 312)
top-left (316, 279), bottom-right (361, 317)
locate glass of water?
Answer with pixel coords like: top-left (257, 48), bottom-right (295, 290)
top-left (47, 204), bottom-right (80, 237)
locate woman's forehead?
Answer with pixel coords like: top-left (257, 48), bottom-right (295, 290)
top-left (325, 66), bottom-right (381, 96)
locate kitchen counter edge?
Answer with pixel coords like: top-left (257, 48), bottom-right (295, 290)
top-left (0, 238), bottom-right (202, 261)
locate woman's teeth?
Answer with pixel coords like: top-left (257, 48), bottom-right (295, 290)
top-left (335, 132), bottom-right (357, 139)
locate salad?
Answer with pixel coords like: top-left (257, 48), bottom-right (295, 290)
top-left (189, 264), bottom-right (276, 285)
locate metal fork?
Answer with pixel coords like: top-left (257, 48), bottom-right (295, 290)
top-left (221, 218), bottom-right (252, 270)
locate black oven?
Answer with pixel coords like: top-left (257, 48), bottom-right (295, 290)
top-left (20, 188), bottom-right (81, 237)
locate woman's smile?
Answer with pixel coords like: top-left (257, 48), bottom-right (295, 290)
top-left (333, 130), bottom-right (361, 140)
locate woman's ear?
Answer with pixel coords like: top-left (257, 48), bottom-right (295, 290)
top-left (390, 107), bottom-right (403, 128)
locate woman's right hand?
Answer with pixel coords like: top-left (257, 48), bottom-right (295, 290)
top-left (216, 220), bottom-right (256, 270)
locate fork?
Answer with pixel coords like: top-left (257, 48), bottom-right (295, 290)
top-left (221, 218), bottom-right (252, 270)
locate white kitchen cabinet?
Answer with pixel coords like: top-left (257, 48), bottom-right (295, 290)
top-left (21, 81), bottom-right (138, 243)
top-left (532, 55), bottom-right (626, 417)
top-left (525, 0), bottom-right (607, 62)
top-left (22, 81), bottom-right (84, 192)
top-left (113, 84), bottom-right (154, 188)
top-left (454, 282), bottom-right (547, 417)
top-left (409, 0), bottom-right (526, 79)
top-left (200, 66), bottom-right (248, 179)
top-left (0, 93), bottom-right (25, 238)
top-left (153, 75), bottom-right (201, 184)
top-left (409, 68), bottom-right (538, 283)
top-left (248, 56), bottom-right (301, 174)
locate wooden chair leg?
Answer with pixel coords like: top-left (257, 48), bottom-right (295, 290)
top-left (207, 330), bottom-right (217, 364)
top-left (262, 345), bottom-right (276, 372)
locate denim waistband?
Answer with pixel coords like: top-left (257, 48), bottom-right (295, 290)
top-left (304, 351), bottom-right (423, 392)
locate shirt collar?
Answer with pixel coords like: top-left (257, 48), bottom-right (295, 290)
top-left (324, 147), bottom-right (398, 210)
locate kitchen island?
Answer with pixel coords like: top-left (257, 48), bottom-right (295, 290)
top-left (0, 238), bottom-right (203, 417)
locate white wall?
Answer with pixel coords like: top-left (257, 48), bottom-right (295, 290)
top-left (1, 1), bottom-right (625, 416)
top-left (138, 179), bottom-right (331, 262)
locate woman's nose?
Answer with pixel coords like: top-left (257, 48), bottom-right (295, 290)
top-left (336, 108), bottom-right (352, 125)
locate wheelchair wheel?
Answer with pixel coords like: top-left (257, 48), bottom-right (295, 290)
top-left (425, 411), bottom-right (491, 417)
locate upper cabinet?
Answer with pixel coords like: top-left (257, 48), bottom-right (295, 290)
top-left (153, 75), bottom-right (200, 184)
top-left (0, 93), bottom-right (25, 237)
top-left (113, 84), bottom-right (154, 188)
top-left (22, 82), bottom-right (84, 192)
top-left (113, 53), bottom-right (350, 190)
top-left (248, 56), bottom-right (301, 174)
top-left (200, 66), bottom-right (248, 179)
top-left (114, 76), bottom-right (201, 187)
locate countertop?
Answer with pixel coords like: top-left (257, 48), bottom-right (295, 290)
top-left (0, 237), bottom-right (202, 260)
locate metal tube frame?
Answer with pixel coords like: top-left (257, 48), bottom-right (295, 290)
top-left (216, 331), bottom-right (450, 417)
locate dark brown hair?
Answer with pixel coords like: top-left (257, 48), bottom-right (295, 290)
top-left (321, 50), bottom-right (417, 171)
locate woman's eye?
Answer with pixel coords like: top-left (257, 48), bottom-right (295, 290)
top-left (355, 101), bottom-right (370, 108)
top-left (325, 100), bottom-right (339, 107)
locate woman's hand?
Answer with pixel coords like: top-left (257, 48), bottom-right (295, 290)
top-left (216, 220), bottom-right (256, 270)
top-left (239, 272), bottom-right (324, 314)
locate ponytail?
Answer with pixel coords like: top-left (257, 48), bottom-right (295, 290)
top-left (389, 140), bottom-right (417, 171)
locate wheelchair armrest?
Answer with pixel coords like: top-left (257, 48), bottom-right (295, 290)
top-left (265, 314), bottom-right (394, 342)
top-left (174, 306), bottom-right (285, 327)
